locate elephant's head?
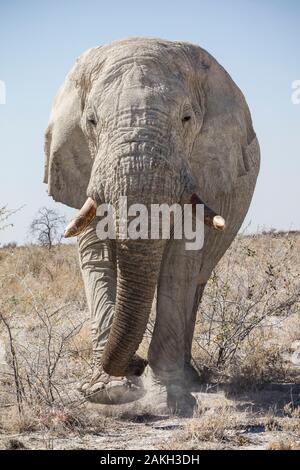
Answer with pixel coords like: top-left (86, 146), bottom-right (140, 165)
top-left (44, 38), bottom-right (255, 376)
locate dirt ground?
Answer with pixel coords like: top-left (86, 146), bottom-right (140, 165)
top-left (1, 381), bottom-right (300, 450)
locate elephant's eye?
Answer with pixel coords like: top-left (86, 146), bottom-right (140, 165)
top-left (182, 115), bottom-right (191, 124)
top-left (88, 117), bottom-right (97, 126)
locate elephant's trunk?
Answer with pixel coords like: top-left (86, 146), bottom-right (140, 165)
top-left (102, 238), bottom-right (165, 376)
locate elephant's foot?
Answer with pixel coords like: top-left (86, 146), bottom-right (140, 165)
top-left (166, 384), bottom-right (197, 417)
top-left (79, 369), bottom-right (146, 404)
top-left (79, 355), bottom-right (147, 405)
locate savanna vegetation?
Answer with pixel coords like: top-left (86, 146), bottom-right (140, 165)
top-left (0, 229), bottom-right (300, 449)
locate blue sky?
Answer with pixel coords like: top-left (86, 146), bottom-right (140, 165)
top-left (0, 0), bottom-right (299, 245)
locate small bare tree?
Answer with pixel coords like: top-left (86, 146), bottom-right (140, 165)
top-left (30, 207), bottom-right (66, 250)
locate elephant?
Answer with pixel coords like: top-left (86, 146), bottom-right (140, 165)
top-left (44, 37), bottom-right (260, 416)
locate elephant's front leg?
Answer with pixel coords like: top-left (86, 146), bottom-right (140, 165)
top-left (148, 238), bottom-right (203, 416)
top-left (77, 218), bottom-right (146, 404)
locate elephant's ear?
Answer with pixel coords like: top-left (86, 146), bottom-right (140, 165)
top-left (183, 44), bottom-right (260, 200)
top-left (44, 47), bottom-right (102, 209)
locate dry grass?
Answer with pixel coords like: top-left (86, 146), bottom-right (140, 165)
top-left (164, 398), bottom-right (300, 450)
top-left (267, 440), bottom-right (300, 450)
top-left (159, 396), bottom-right (252, 450)
top-left (186, 407), bottom-right (238, 443)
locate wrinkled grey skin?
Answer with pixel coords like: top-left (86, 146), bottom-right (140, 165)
top-left (44, 38), bottom-right (260, 415)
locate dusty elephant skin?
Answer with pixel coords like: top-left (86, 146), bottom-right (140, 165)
top-left (44, 37), bottom-right (260, 416)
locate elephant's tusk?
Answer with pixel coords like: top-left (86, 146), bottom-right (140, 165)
top-left (64, 197), bottom-right (97, 238)
top-left (190, 194), bottom-right (225, 232)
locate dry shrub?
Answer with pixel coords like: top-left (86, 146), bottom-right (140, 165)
top-left (227, 339), bottom-right (287, 390)
top-left (193, 232), bottom-right (300, 387)
top-left (0, 297), bottom-right (89, 408)
top-left (0, 244), bottom-right (91, 431)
